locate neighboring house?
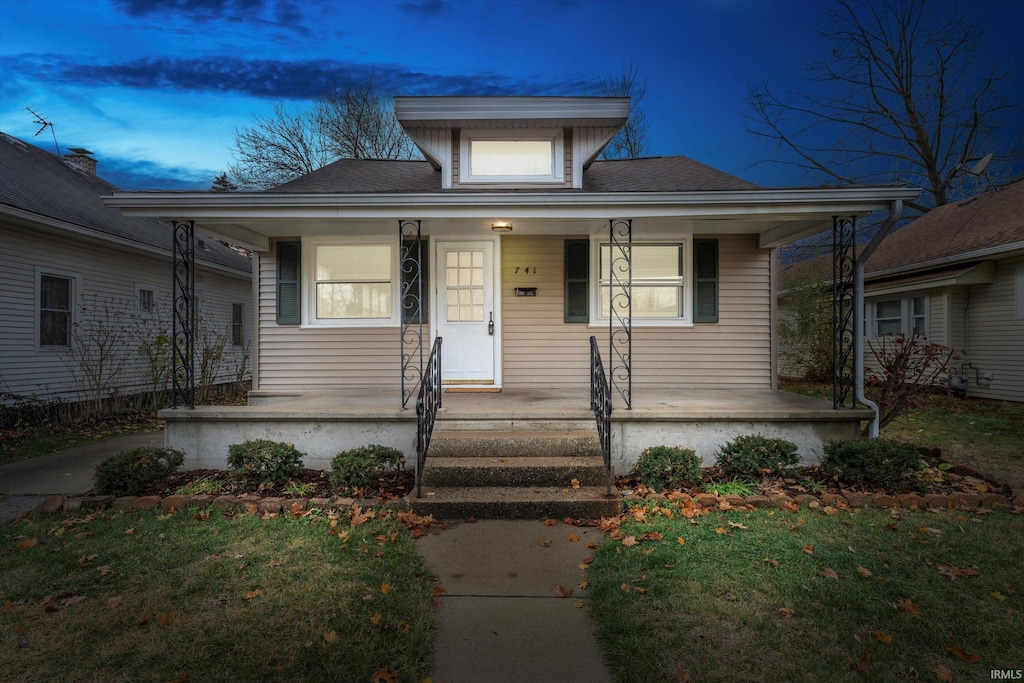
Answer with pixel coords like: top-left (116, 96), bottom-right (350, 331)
top-left (105, 96), bottom-right (918, 496)
top-left (779, 179), bottom-right (1024, 403)
top-left (0, 132), bottom-right (253, 411)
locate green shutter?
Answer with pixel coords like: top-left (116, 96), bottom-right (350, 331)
top-left (693, 239), bottom-right (718, 323)
top-left (564, 239), bottom-right (589, 323)
top-left (276, 241), bottom-right (301, 325)
top-left (401, 239), bottom-right (429, 324)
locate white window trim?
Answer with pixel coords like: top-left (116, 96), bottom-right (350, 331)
top-left (135, 283), bottom-right (159, 319)
top-left (587, 237), bottom-right (694, 328)
top-left (867, 293), bottom-right (929, 338)
top-left (302, 237), bottom-right (400, 328)
top-left (35, 266), bottom-right (82, 352)
top-left (1016, 264), bottom-right (1024, 320)
top-left (459, 128), bottom-right (565, 185)
top-left (231, 301), bottom-right (247, 346)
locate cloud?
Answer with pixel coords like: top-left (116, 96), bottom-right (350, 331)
top-left (111, 0), bottom-right (269, 20)
top-left (2, 54), bottom-right (603, 100)
top-left (97, 154), bottom-right (219, 190)
top-left (398, 0), bottom-right (450, 19)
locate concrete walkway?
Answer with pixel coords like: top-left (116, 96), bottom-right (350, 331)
top-left (417, 520), bottom-right (612, 683)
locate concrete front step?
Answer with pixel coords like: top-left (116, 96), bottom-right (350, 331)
top-left (428, 430), bottom-right (603, 459)
top-left (409, 486), bottom-right (621, 520)
top-left (421, 456), bottom-right (607, 488)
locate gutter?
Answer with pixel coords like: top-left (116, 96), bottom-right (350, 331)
top-left (853, 200), bottom-right (903, 438)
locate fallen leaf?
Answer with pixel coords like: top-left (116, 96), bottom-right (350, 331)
top-left (572, 600), bottom-right (585, 608)
top-left (821, 568), bottom-right (839, 580)
top-left (542, 519), bottom-right (558, 526)
top-left (848, 650), bottom-right (872, 673)
top-left (16, 538), bottom-right (37, 550)
top-left (620, 582), bottom-right (632, 592)
top-left (871, 628), bottom-right (893, 644)
top-left (857, 565), bottom-right (873, 579)
top-left (370, 612), bottom-right (383, 627)
top-left (621, 536), bottom-right (638, 547)
top-left (566, 534), bottom-right (580, 543)
top-left (267, 559), bottom-right (284, 568)
top-left (578, 580), bottom-right (590, 590)
top-left (899, 598), bottom-right (921, 616)
top-left (571, 478), bottom-right (581, 489)
top-left (847, 546), bottom-right (857, 553)
top-left (97, 565), bottom-right (112, 576)
top-left (106, 596), bottom-right (123, 609)
top-left (918, 526), bottom-right (943, 535)
top-left (577, 563), bottom-right (589, 571)
top-left (934, 664), bottom-right (954, 682)
top-left (803, 544), bottom-right (815, 555)
top-left (79, 553), bottom-right (98, 566)
top-left (728, 522), bottom-right (748, 530)
top-left (715, 527), bottom-right (727, 535)
top-left (538, 540), bottom-right (552, 547)
top-left (938, 564), bottom-right (980, 580)
top-left (947, 645), bottom-right (980, 663)
top-left (369, 665), bottom-right (397, 683)
top-left (158, 612), bottom-right (176, 628)
top-left (992, 591), bottom-right (1006, 601)
top-left (675, 666), bottom-right (692, 683)
top-left (777, 607), bottom-right (794, 618)
top-left (640, 531), bottom-right (663, 542)
top-left (586, 542), bottom-right (600, 550)
top-left (243, 590), bottom-right (260, 601)
top-left (381, 583), bottom-right (391, 595)
top-left (764, 557), bottom-right (779, 567)
top-left (561, 488), bottom-right (570, 494)
top-left (323, 630), bottom-right (339, 644)
top-left (124, 528), bottom-right (134, 535)
top-left (552, 585), bottom-right (573, 598)
top-left (431, 586), bottom-right (447, 596)
top-left (397, 620), bottom-right (411, 634)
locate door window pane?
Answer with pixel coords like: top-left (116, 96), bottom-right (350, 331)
top-left (445, 250), bottom-right (485, 322)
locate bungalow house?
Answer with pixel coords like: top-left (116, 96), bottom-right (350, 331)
top-left (0, 132), bottom-right (253, 414)
top-left (105, 96), bottom-right (919, 517)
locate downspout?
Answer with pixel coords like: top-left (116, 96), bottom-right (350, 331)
top-left (854, 200), bottom-right (904, 437)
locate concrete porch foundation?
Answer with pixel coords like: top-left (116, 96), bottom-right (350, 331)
top-left (160, 388), bottom-right (869, 470)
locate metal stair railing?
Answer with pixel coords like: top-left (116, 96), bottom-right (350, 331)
top-left (415, 337), bottom-right (442, 498)
top-left (590, 336), bottom-right (613, 495)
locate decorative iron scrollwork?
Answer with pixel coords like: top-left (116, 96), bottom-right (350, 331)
top-left (832, 215), bottom-right (856, 409)
top-left (591, 336), bottom-right (613, 495)
top-left (399, 220), bottom-right (424, 409)
top-left (608, 219), bottom-right (632, 409)
top-left (171, 220), bottom-right (195, 409)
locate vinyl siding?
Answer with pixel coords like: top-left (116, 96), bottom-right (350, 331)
top-left (0, 225), bottom-right (251, 404)
top-left (500, 234), bottom-right (772, 389)
top-left (256, 242), bottom-right (423, 390)
top-left (963, 256), bottom-right (1024, 402)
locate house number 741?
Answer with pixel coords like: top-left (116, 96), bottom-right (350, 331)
top-left (514, 267), bottom-right (536, 274)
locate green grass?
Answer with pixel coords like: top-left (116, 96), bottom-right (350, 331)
top-left (1, 506), bottom-right (434, 682)
top-left (588, 504), bottom-right (1024, 682)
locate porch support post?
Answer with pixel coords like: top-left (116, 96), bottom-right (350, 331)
top-left (170, 219), bottom-right (195, 409)
top-left (399, 220), bottom-right (424, 409)
top-left (832, 215), bottom-right (856, 409)
top-left (609, 219), bottom-right (632, 409)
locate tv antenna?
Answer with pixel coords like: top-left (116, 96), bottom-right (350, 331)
top-left (25, 107), bottom-right (62, 157)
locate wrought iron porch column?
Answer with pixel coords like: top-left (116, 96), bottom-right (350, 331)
top-left (832, 215), bottom-right (856, 409)
top-left (609, 219), bottom-right (632, 409)
top-left (399, 220), bottom-right (425, 409)
top-left (171, 220), bottom-right (195, 409)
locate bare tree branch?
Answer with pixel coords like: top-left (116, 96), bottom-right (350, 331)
top-left (599, 63), bottom-right (651, 160)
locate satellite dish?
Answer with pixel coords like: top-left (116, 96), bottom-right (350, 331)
top-left (968, 152), bottom-right (993, 177)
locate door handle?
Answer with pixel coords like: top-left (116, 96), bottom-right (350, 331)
top-left (488, 312), bottom-right (494, 336)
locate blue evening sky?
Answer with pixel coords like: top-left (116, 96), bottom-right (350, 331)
top-left (1, 0), bottom-right (1021, 190)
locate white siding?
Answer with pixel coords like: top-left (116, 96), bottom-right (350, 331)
top-left (0, 225), bottom-right (251, 404)
top-left (963, 256), bottom-right (1024, 402)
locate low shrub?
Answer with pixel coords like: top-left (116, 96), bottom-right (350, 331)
top-left (634, 445), bottom-right (702, 492)
top-left (821, 438), bottom-right (923, 492)
top-left (715, 434), bottom-right (801, 478)
top-left (94, 447), bottom-right (184, 496)
top-left (226, 439), bottom-right (304, 485)
top-left (330, 444), bottom-right (405, 491)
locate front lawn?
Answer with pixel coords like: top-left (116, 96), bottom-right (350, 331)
top-left (588, 502), bottom-right (1023, 682)
top-left (1, 505), bottom-right (434, 682)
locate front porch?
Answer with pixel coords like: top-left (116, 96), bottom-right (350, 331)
top-left (160, 388), bottom-right (868, 472)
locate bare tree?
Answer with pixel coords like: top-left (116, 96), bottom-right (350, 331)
top-left (599, 64), bottom-right (651, 160)
top-left (210, 172), bottom-right (238, 192)
top-left (746, 0), bottom-right (1022, 215)
top-left (318, 75), bottom-right (417, 161)
top-left (229, 101), bottom-right (334, 190)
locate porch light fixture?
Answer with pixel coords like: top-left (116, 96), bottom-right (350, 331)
top-left (491, 222), bottom-right (513, 232)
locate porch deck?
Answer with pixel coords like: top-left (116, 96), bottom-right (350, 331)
top-left (160, 388), bottom-right (869, 470)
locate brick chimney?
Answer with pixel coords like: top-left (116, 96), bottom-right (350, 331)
top-left (64, 147), bottom-right (97, 175)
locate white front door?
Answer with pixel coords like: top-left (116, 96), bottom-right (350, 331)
top-left (436, 241), bottom-right (496, 385)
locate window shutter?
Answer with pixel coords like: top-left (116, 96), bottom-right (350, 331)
top-left (401, 239), bottom-right (428, 324)
top-left (276, 241), bottom-right (301, 325)
top-left (693, 239), bottom-right (718, 323)
top-left (564, 239), bottom-right (589, 323)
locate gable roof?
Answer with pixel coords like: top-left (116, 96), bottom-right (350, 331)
top-left (0, 133), bottom-right (251, 274)
top-left (866, 179), bottom-right (1024, 275)
top-left (269, 155), bottom-right (759, 194)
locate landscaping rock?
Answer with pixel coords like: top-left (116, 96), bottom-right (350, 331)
top-left (160, 495), bottom-right (187, 511)
top-left (948, 493), bottom-right (982, 509)
top-left (186, 494), bottom-right (214, 508)
top-left (794, 494), bottom-right (819, 508)
top-left (33, 495), bottom-right (64, 515)
top-left (844, 493), bottom-right (872, 508)
top-left (111, 497), bottom-right (137, 511)
top-left (309, 497), bottom-right (332, 510)
top-left (670, 493), bottom-right (694, 505)
top-left (925, 494), bottom-right (951, 509)
top-left (820, 493), bottom-right (845, 508)
top-left (283, 498), bottom-right (309, 514)
top-left (212, 495), bottom-right (238, 511)
top-left (258, 498), bottom-right (283, 514)
top-left (980, 493), bottom-right (1008, 509)
top-left (238, 495), bottom-right (260, 512)
top-left (769, 494), bottom-right (794, 509)
top-left (872, 495), bottom-right (900, 509)
top-left (81, 495), bottom-right (114, 510)
top-left (133, 496), bottom-right (161, 510)
top-left (63, 497), bottom-right (84, 511)
top-left (744, 495), bottom-right (771, 508)
top-left (693, 493), bottom-right (718, 507)
top-left (333, 497), bottom-right (356, 508)
top-left (898, 494), bottom-right (925, 509)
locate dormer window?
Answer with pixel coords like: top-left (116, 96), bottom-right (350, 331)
top-left (460, 129), bottom-right (564, 184)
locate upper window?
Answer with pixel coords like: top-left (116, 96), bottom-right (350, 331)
top-left (592, 240), bottom-right (692, 325)
top-left (231, 302), bottom-right (245, 346)
top-left (460, 129), bottom-right (564, 184)
top-left (870, 295), bottom-right (927, 337)
top-left (39, 274), bottom-right (73, 347)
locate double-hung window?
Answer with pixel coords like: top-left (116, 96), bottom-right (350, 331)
top-left (594, 241), bottom-right (692, 324)
top-left (308, 242), bottom-right (396, 325)
top-left (870, 295), bottom-right (927, 337)
top-left (231, 302), bottom-right (245, 345)
top-left (39, 273), bottom-right (73, 347)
